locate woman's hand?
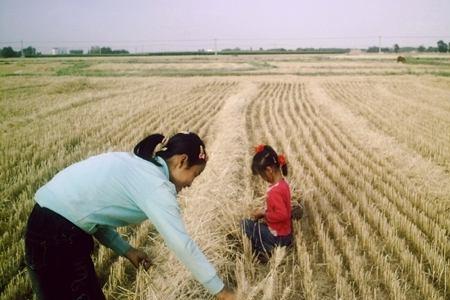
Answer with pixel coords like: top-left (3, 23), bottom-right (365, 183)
top-left (216, 287), bottom-right (236, 300)
top-left (251, 208), bottom-right (265, 220)
top-left (125, 247), bottom-right (152, 270)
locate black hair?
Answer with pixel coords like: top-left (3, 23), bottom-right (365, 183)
top-left (133, 132), bottom-right (206, 167)
top-left (251, 145), bottom-right (288, 176)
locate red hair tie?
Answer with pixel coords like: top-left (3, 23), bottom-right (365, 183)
top-left (278, 154), bottom-right (286, 166)
top-left (254, 144), bottom-right (265, 154)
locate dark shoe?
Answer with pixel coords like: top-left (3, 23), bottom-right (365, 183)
top-left (256, 253), bottom-right (269, 264)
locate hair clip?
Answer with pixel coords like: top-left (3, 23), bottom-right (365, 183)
top-left (278, 154), bottom-right (287, 166)
top-left (153, 137), bottom-right (169, 156)
top-left (255, 144), bottom-right (265, 154)
top-left (199, 145), bottom-right (208, 161)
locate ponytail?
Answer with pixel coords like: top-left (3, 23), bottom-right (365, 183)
top-left (134, 132), bottom-right (207, 167)
top-left (133, 133), bottom-right (165, 161)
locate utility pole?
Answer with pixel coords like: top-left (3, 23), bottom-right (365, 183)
top-left (21, 40), bottom-right (24, 57)
top-left (214, 38), bottom-right (217, 56)
top-left (378, 36), bottom-right (382, 54)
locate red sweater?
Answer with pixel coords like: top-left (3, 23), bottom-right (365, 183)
top-left (265, 179), bottom-right (292, 236)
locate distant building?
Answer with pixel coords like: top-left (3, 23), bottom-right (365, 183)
top-left (51, 48), bottom-right (67, 55)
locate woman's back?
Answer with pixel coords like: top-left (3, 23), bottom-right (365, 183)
top-left (36, 152), bottom-right (176, 233)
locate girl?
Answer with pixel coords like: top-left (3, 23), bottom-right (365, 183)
top-left (25, 132), bottom-right (235, 300)
top-left (241, 144), bottom-right (292, 263)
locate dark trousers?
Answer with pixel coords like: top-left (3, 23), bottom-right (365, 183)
top-left (241, 219), bottom-right (292, 256)
top-left (25, 204), bottom-right (106, 300)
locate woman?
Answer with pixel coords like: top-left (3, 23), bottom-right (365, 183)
top-left (25, 132), bottom-right (235, 300)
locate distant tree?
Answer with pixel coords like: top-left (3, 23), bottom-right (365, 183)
top-left (437, 40), bottom-right (448, 53)
top-left (394, 44), bottom-right (400, 53)
top-left (449, 42), bottom-right (450, 53)
top-left (417, 45), bottom-right (426, 52)
top-left (427, 46), bottom-right (437, 52)
top-left (367, 46), bottom-right (379, 53)
top-left (111, 49), bottom-right (129, 54)
top-left (88, 46), bottom-right (100, 54)
top-left (267, 48), bottom-right (287, 52)
top-left (100, 47), bottom-right (112, 54)
top-left (0, 46), bottom-right (20, 58)
top-left (88, 46), bottom-right (128, 55)
top-left (70, 49), bottom-right (83, 55)
top-left (399, 47), bottom-right (415, 52)
top-left (23, 46), bottom-right (37, 57)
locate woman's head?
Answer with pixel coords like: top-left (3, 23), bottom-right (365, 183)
top-left (134, 132), bottom-right (207, 192)
top-left (251, 144), bottom-right (288, 183)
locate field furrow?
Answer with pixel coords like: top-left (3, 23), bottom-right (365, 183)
top-left (1, 55), bottom-right (449, 300)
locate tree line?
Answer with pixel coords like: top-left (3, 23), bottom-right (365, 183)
top-left (1, 41), bottom-right (449, 58)
top-left (0, 45), bottom-right (129, 58)
top-left (367, 40), bottom-right (450, 53)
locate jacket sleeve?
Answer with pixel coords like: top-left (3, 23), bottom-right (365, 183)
top-left (134, 182), bottom-right (224, 295)
top-left (93, 225), bottom-right (132, 256)
top-left (265, 190), bottom-right (290, 223)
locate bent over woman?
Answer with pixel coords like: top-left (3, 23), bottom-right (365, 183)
top-left (25, 132), bottom-right (234, 300)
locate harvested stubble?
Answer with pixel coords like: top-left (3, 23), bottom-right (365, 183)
top-left (1, 56), bottom-right (449, 300)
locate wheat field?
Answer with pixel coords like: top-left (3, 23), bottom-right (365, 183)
top-left (1, 54), bottom-right (449, 299)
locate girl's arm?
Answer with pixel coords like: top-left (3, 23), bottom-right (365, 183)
top-left (251, 208), bottom-right (265, 220)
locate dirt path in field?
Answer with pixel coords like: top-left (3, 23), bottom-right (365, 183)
top-left (137, 80), bottom-right (259, 299)
top-left (181, 79), bottom-right (260, 253)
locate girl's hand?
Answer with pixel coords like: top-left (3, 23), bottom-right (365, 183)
top-left (125, 247), bottom-right (152, 270)
top-left (251, 208), bottom-right (265, 220)
top-left (216, 287), bottom-right (236, 300)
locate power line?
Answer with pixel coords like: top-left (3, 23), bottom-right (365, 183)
top-left (1, 35), bottom-right (449, 45)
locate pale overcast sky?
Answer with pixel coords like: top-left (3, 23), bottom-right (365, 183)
top-left (1, 0), bottom-right (449, 53)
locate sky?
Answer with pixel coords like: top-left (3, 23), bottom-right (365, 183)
top-left (1, 0), bottom-right (449, 53)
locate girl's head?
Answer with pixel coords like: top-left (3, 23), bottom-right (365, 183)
top-left (134, 132), bottom-right (207, 192)
top-left (251, 144), bottom-right (288, 183)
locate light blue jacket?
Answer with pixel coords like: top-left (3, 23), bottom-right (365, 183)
top-left (35, 152), bottom-right (224, 295)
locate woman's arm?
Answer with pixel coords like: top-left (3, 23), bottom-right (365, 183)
top-left (93, 225), bottom-right (132, 256)
top-left (94, 225), bottom-right (152, 269)
top-left (134, 183), bottom-right (225, 295)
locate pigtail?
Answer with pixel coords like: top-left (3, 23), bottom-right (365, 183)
top-left (278, 154), bottom-right (288, 176)
top-left (134, 134), bottom-right (165, 161)
top-left (281, 164), bottom-right (288, 176)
